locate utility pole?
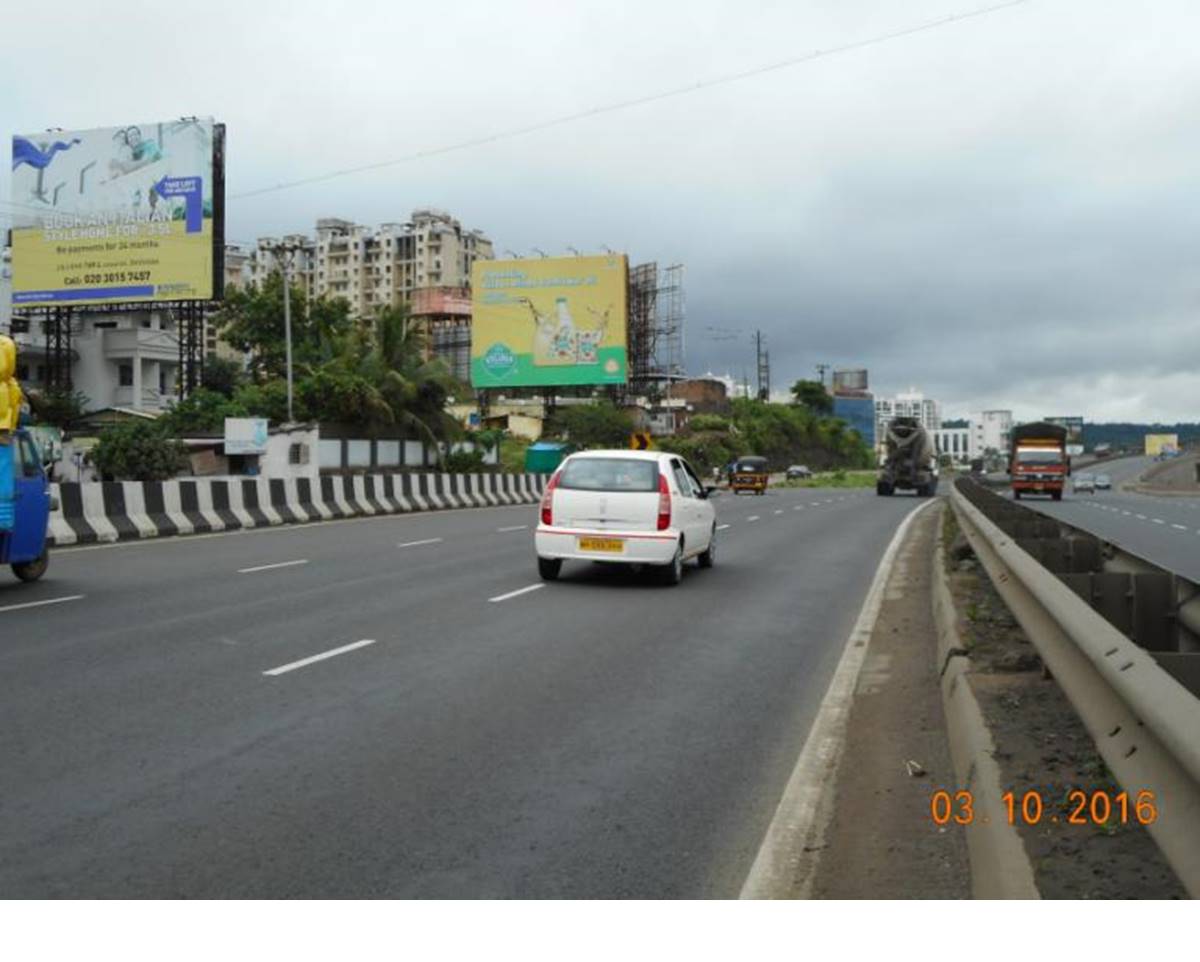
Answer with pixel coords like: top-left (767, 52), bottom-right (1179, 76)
top-left (815, 362), bottom-right (830, 387)
top-left (755, 330), bottom-right (770, 401)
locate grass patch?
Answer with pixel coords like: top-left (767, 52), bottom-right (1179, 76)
top-left (777, 469), bottom-right (877, 489)
top-left (498, 437), bottom-right (528, 474)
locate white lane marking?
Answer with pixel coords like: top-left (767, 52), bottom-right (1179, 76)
top-left (263, 639), bottom-right (376, 677)
top-left (496, 525), bottom-right (528, 532)
top-left (717, 524), bottom-right (731, 531)
top-left (774, 509), bottom-right (784, 515)
top-left (237, 559), bottom-right (309, 574)
top-left (747, 515), bottom-right (761, 522)
top-left (811, 502), bottom-right (822, 507)
top-left (398, 538), bottom-right (443, 548)
top-left (1171, 524), bottom-right (1188, 530)
top-left (0, 594), bottom-right (85, 615)
top-left (1121, 511), bottom-right (1131, 516)
top-left (794, 506), bottom-right (804, 511)
top-left (1152, 518), bottom-right (1165, 525)
top-left (489, 583), bottom-right (545, 603)
top-left (741, 499), bottom-right (937, 899)
top-left (1136, 514), bottom-right (1147, 520)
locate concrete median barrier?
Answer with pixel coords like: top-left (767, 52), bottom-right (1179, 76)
top-left (47, 472), bottom-right (547, 547)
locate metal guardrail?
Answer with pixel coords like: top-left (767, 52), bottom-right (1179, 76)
top-left (951, 477), bottom-right (1200, 896)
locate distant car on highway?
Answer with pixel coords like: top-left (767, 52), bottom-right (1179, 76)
top-left (1072, 473), bottom-right (1096, 493)
top-left (535, 450), bottom-right (717, 585)
top-left (1094, 474), bottom-right (1112, 490)
top-left (786, 464), bottom-right (812, 480)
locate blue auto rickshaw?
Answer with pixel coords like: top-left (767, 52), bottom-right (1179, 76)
top-left (0, 428), bottom-right (53, 582)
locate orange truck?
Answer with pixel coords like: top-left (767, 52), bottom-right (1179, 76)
top-left (1010, 422), bottom-right (1069, 501)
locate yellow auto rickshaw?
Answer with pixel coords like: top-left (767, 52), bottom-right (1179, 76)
top-left (730, 456), bottom-right (769, 495)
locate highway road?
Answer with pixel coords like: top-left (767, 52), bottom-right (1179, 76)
top-left (0, 484), bottom-right (926, 897)
top-left (1014, 457), bottom-right (1200, 580)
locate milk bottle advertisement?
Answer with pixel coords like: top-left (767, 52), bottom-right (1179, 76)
top-left (470, 255), bottom-right (628, 387)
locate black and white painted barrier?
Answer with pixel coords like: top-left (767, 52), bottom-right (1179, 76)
top-left (48, 472), bottom-right (548, 546)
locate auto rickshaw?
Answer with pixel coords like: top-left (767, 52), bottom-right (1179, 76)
top-left (729, 455), bottom-right (769, 495)
top-left (1, 335), bottom-right (52, 582)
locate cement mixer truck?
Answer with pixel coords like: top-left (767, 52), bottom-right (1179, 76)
top-left (877, 417), bottom-right (938, 497)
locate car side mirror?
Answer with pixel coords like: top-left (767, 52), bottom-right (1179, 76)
top-left (702, 486), bottom-right (718, 498)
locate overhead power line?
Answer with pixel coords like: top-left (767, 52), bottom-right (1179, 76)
top-left (230, 0), bottom-right (1030, 201)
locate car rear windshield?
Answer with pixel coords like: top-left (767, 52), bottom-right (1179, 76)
top-left (558, 458), bottom-right (660, 492)
top-left (736, 459), bottom-right (767, 472)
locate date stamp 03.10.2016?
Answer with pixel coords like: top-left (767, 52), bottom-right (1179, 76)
top-left (929, 789), bottom-right (1158, 827)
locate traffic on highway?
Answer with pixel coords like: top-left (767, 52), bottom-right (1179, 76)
top-left (3, 2), bottom-right (1199, 955)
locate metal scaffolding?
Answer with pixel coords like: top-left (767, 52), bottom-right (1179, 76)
top-left (626, 262), bottom-right (685, 395)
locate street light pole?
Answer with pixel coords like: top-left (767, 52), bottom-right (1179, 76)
top-left (271, 243), bottom-right (297, 424)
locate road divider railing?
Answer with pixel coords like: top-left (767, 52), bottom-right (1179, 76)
top-left (951, 477), bottom-right (1200, 896)
top-left (48, 472), bottom-right (547, 546)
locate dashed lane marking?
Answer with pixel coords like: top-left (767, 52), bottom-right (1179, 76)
top-left (398, 538), bottom-right (443, 548)
top-left (263, 639), bottom-right (376, 677)
top-left (747, 515), bottom-right (761, 522)
top-left (497, 525), bottom-right (529, 532)
top-left (0, 595), bottom-right (85, 615)
top-left (717, 524), bottom-right (731, 531)
top-left (237, 559), bottom-right (309, 574)
top-left (489, 583), bottom-right (545, 603)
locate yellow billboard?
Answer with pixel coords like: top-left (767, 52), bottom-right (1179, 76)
top-left (10, 119), bottom-right (218, 306)
top-left (470, 255), bottom-right (628, 387)
top-left (1145, 434), bottom-right (1178, 457)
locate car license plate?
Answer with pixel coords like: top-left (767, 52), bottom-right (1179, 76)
top-left (578, 537), bottom-right (624, 553)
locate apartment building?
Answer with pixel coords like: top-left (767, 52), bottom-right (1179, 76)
top-left (971, 409), bottom-right (1013, 455)
top-left (203, 244), bottom-right (253, 363)
top-left (248, 209), bottom-right (492, 320)
top-left (875, 388), bottom-right (942, 446)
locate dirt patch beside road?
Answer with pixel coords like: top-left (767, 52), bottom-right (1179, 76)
top-left (942, 509), bottom-right (1186, 899)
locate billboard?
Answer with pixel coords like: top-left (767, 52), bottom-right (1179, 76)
top-left (10, 118), bottom-right (220, 306)
top-left (1046, 416), bottom-right (1084, 456)
top-left (1145, 434), bottom-right (1179, 457)
top-left (224, 418), bottom-right (269, 455)
top-left (470, 255), bottom-right (628, 388)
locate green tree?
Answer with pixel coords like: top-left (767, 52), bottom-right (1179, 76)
top-left (200, 356), bottom-right (245, 398)
top-left (28, 388), bottom-right (91, 429)
top-left (160, 388), bottom-right (248, 434)
top-left (211, 272), bottom-right (353, 383)
top-left (547, 403), bottom-right (635, 448)
top-left (90, 421), bottom-right (188, 481)
top-left (791, 379), bottom-right (833, 415)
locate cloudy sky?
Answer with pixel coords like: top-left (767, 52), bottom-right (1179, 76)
top-left (4, 0), bottom-right (1197, 422)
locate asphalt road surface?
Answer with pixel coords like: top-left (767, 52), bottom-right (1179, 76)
top-left (1013, 457), bottom-right (1200, 581)
top-left (1, 485), bottom-right (927, 897)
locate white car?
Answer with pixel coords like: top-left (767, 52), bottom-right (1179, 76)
top-left (535, 450), bottom-right (717, 585)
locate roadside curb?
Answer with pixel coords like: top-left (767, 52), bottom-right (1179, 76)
top-left (932, 501), bottom-right (1040, 899)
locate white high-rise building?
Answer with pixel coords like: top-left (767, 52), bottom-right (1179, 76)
top-left (875, 388), bottom-right (942, 450)
top-left (971, 409), bottom-right (1013, 455)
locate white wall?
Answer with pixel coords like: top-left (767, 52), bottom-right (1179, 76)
top-left (259, 426), bottom-right (319, 480)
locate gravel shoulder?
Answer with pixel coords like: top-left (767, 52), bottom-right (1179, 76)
top-left (810, 501), bottom-right (970, 897)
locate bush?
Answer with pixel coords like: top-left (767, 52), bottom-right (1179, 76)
top-left (90, 420), bottom-right (188, 481)
top-left (160, 388), bottom-right (248, 434)
top-left (547, 403), bottom-right (634, 449)
top-left (444, 449), bottom-right (486, 473)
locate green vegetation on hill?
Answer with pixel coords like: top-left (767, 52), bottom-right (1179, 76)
top-left (658, 398), bottom-right (874, 476)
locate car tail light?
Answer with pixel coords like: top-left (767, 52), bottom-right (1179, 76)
top-left (540, 470), bottom-right (561, 526)
top-left (657, 472), bottom-right (671, 530)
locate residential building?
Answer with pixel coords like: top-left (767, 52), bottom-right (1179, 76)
top-left (933, 427), bottom-right (974, 463)
top-left (12, 308), bottom-right (182, 414)
top-left (972, 409), bottom-right (1013, 455)
top-left (203, 244), bottom-right (252, 363)
top-left (875, 388), bottom-right (941, 449)
top-left (248, 209), bottom-right (492, 320)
